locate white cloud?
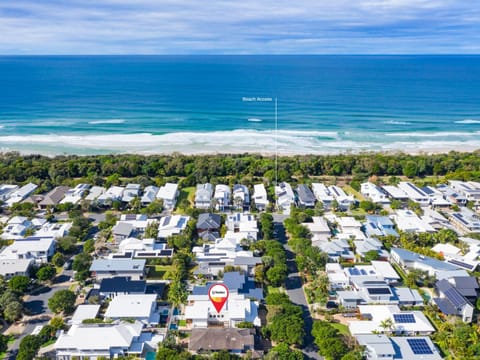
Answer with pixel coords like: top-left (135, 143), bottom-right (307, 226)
top-left (0, 0), bottom-right (478, 53)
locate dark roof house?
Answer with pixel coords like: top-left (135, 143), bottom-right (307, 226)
top-left (189, 328), bottom-right (255, 354)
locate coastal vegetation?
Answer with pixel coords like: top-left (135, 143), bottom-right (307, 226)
top-left (2, 151), bottom-right (480, 192)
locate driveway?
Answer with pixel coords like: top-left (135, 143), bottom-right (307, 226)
top-left (6, 270), bottom-right (72, 359)
top-left (272, 215), bottom-right (323, 360)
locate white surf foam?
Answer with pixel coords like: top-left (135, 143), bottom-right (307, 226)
top-left (384, 120), bottom-right (412, 125)
top-left (455, 119), bottom-right (480, 124)
top-left (385, 131), bottom-right (479, 138)
top-left (88, 119), bottom-right (126, 125)
top-left (0, 129), bottom-right (479, 156)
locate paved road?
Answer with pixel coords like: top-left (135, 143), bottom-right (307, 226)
top-left (272, 214), bottom-right (323, 360)
top-left (6, 270), bottom-right (73, 359)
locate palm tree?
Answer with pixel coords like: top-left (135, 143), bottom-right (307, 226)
top-left (379, 318), bottom-right (394, 334)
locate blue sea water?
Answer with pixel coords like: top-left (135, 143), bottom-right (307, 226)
top-left (0, 55), bottom-right (479, 155)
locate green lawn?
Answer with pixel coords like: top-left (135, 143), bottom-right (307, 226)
top-left (175, 187), bottom-right (196, 212)
top-left (331, 322), bottom-right (350, 336)
top-left (343, 185), bottom-right (366, 201)
top-left (267, 286), bottom-right (283, 295)
top-left (147, 265), bottom-right (174, 280)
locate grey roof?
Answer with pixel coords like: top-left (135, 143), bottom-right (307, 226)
top-left (391, 248), bottom-right (458, 272)
top-left (223, 271), bottom-right (264, 300)
top-left (435, 279), bottom-right (471, 313)
top-left (112, 222), bottom-right (134, 237)
top-left (296, 184), bottom-right (316, 204)
top-left (450, 276), bottom-right (479, 291)
top-left (234, 256), bottom-right (262, 266)
top-left (197, 213), bottom-right (222, 230)
top-left (189, 328), bottom-right (254, 352)
top-left (90, 259), bottom-right (146, 272)
top-left (99, 277), bottom-right (146, 294)
top-left (356, 334), bottom-right (395, 357)
top-left (433, 297), bottom-right (457, 315)
top-left (39, 186), bottom-right (70, 206)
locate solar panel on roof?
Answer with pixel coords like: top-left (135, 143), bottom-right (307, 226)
top-left (125, 214), bottom-right (137, 220)
top-left (367, 288), bottom-right (391, 295)
top-left (407, 338), bottom-right (433, 355)
top-left (393, 314), bottom-right (416, 323)
top-left (447, 258), bottom-right (474, 270)
top-left (177, 217), bottom-right (186, 228)
top-left (444, 287), bottom-right (466, 308)
top-left (163, 216), bottom-right (171, 226)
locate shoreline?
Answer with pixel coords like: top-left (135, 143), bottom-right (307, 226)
top-left (0, 130), bottom-right (479, 157)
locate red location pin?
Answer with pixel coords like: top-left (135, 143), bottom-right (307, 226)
top-left (208, 284), bottom-right (229, 313)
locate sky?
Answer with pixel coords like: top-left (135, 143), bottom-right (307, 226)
top-left (0, 0), bottom-right (479, 54)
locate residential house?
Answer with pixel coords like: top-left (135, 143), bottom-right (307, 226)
top-left (252, 184), bottom-right (268, 211)
top-left (61, 184), bottom-right (90, 204)
top-left (232, 184), bottom-right (250, 210)
top-left (55, 321), bottom-right (149, 359)
top-left (356, 335), bottom-right (442, 360)
top-left (35, 222), bottom-right (72, 238)
top-left (214, 184), bottom-right (231, 211)
top-left (433, 279), bottom-right (474, 322)
top-left (98, 277), bottom-right (147, 299)
top-left (275, 182), bottom-right (295, 214)
top-left (349, 305), bottom-right (435, 336)
top-left (353, 237), bottom-right (389, 260)
top-left (84, 186), bottom-right (105, 202)
top-left (397, 182), bottom-right (430, 206)
top-left (311, 183), bottom-right (334, 209)
top-left (96, 186), bottom-right (124, 206)
top-left (196, 213), bottom-right (221, 241)
top-left (0, 184), bottom-right (19, 202)
top-left (157, 215), bottom-right (189, 239)
top-left (223, 272), bottom-right (263, 301)
top-left (112, 222), bottom-right (134, 243)
top-left (361, 182), bottom-right (390, 204)
top-left (189, 328), bottom-right (255, 356)
top-left (141, 185), bottom-right (159, 205)
top-left (0, 236), bottom-right (56, 263)
top-left (382, 185), bottom-right (409, 202)
top-left (5, 183), bottom-right (37, 207)
top-left (185, 290), bottom-right (261, 328)
top-left (117, 237), bottom-right (173, 259)
top-left (122, 183), bottom-right (141, 203)
top-left (329, 215), bottom-right (365, 240)
top-left (328, 185), bottom-right (354, 211)
top-left (390, 248), bottom-right (458, 277)
top-left (302, 216), bottom-right (331, 246)
top-left (391, 209), bottom-right (435, 233)
top-left (296, 184), bottom-right (316, 208)
top-left (364, 215), bottom-right (399, 238)
top-left (448, 180), bottom-right (480, 204)
top-left (105, 294), bottom-right (159, 325)
top-left (0, 259), bottom-right (33, 279)
top-left (1, 216), bottom-right (33, 240)
top-left (70, 304), bottom-right (101, 325)
top-left (225, 213), bottom-right (258, 241)
top-left (156, 183), bottom-right (179, 209)
top-left (90, 258), bottom-right (146, 281)
top-left (38, 186), bottom-right (70, 209)
top-left (195, 183), bottom-right (214, 209)
top-left (422, 186), bottom-right (451, 208)
top-left (449, 208), bottom-right (480, 234)
top-left (317, 239), bottom-right (355, 262)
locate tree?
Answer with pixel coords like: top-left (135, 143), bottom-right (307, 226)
top-left (57, 236), bottom-right (77, 253)
top-left (17, 335), bottom-right (41, 360)
top-left (48, 290), bottom-right (76, 314)
top-left (0, 334), bottom-right (9, 354)
top-left (363, 250), bottom-right (380, 262)
top-left (145, 221), bottom-right (159, 239)
top-left (8, 275), bottom-right (30, 293)
top-left (167, 280), bottom-right (188, 306)
top-left (72, 252), bottom-right (92, 282)
top-left (265, 343), bottom-right (304, 360)
top-left (402, 161), bottom-right (418, 178)
top-left (83, 238), bottom-right (95, 254)
top-left (4, 301), bottom-right (23, 322)
top-left (36, 265), bottom-right (56, 282)
top-left (52, 253), bottom-right (65, 267)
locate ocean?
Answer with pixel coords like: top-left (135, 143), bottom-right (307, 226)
top-left (0, 55), bottom-right (479, 155)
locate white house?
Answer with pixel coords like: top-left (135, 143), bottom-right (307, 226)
top-left (275, 182), bottom-right (295, 214)
top-left (1, 216), bottom-right (33, 240)
top-left (391, 209), bottom-right (435, 233)
top-left (156, 183), bottom-right (179, 209)
top-left (84, 186), bottom-right (105, 202)
top-left (61, 183), bottom-right (90, 204)
top-left (5, 183), bottom-right (37, 206)
top-left (397, 182), bottom-right (430, 206)
top-left (0, 184), bottom-right (19, 202)
top-left (97, 186), bottom-right (124, 205)
top-left (141, 185), bottom-right (159, 205)
top-left (311, 183), bottom-right (334, 209)
top-left (35, 222), bottom-right (72, 238)
top-left (226, 213), bottom-right (258, 241)
top-left (105, 294), bottom-right (159, 325)
top-left (55, 321), bottom-right (148, 359)
top-left (117, 237), bottom-right (173, 259)
top-left (214, 184), bottom-right (231, 211)
top-left (252, 184), bottom-right (269, 211)
top-left (185, 291), bottom-right (261, 329)
top-left (302, 216), bottom-right (331, 246)
top-left (195, 183), bottom-right (214, 209)
top-left (382, 185), bottom-right (408, 201)
top-left (349, 305), bottom-right (435, 336)
top-left (0, 236), bottom-right (56, 263)
top-left (0, 258), bottom-right (33, 279)
top-left (122, 183), bottom-right (141, 203)
top-left (90, 258), bottom-right (146, 281)
top-left (361, 182), bottom-right (390, 204)
top-left (232, 184), bottom-right (250, 210)
top-left (157, 215), bottom-right (190, 239)
top-left (328, 185), bottom-right (354, 211)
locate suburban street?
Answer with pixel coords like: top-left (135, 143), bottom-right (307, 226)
top-left (273, 215), bottom-right (323, 360)
top-left (6, 269), bottom-right (73, 359)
